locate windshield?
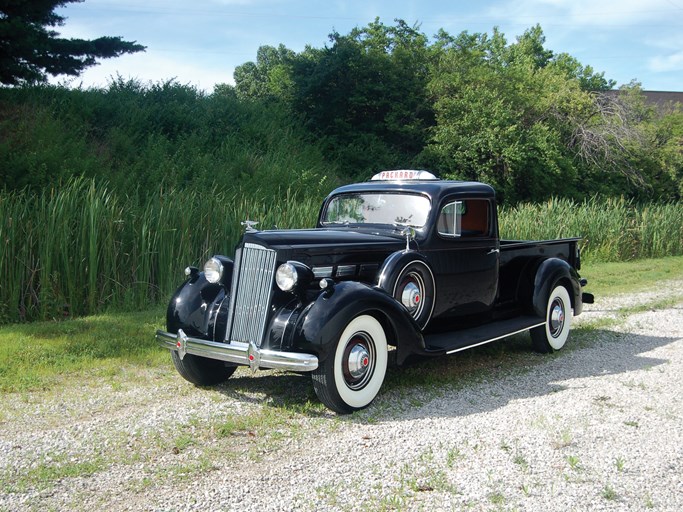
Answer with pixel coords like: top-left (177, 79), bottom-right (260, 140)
top-left (321, 193), bottom-right (430, 228)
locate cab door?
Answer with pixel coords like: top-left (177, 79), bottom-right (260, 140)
top-left (425, 197), bottom-right (499, 319)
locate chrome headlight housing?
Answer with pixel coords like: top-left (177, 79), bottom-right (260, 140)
top-left (276, 261), bottom-right (314, 293)
top-left (203, 257), bottom-right (223, 284)
top-left (276, 262), bottom-right (298, 291)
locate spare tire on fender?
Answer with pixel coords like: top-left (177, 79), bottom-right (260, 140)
top-left (378, 252), bottom-right (435, 330)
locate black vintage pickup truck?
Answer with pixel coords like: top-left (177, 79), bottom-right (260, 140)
top-left (157, 170), bottom-right (593, 413)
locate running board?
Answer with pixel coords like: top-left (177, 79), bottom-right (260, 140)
top-left (424, 315), bottom-right (545, 354)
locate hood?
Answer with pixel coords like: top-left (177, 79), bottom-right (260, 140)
top-left (240, 227), bottom-right (406, 272)
top-left (245, 227), bottom-right (404, 249)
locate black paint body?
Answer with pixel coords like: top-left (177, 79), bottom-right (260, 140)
top-left (165, 179), bottom-right (586, 366)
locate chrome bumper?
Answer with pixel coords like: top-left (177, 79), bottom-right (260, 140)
top-left (156, 329), bottom-right (318, 372)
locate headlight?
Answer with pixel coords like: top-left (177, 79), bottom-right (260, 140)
top-left (276, 262), bottom-right (297, 291)
top-left (204, 257), bottom-right (223, 283)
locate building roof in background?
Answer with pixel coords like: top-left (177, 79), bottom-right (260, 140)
top-left (600, 90), bottom-right (682, 114)
top-left (640, 91), bottom-right (683, 108)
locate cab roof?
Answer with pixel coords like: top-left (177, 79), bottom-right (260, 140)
top-left (327, 174), bottom-right (496, 203)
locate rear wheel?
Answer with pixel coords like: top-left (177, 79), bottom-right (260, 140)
top-left (171, 351), bottom-right (237, 386)
top-left (531, 284), bottom-right (572, 353)
top-left (312, 315), bottom-right (388, 414)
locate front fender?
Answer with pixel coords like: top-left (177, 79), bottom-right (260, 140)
top-left (166, 256), bottom-right (234, 338)
top-left (291, 281), bottom-right (425, 365)
top-left (532, 258), bottom-right (582, 317)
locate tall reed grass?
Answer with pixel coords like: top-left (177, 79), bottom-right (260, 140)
top-left (0, 179), bottom-right (321, 323)
top-left (1, 182), bottom-right (681, 323)
top-left (499, 197), bottom-right (683, 262)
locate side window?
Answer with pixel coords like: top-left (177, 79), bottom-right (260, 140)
top-left (437, 201), bottom-right (462, 237)
top-left (437, 199), bottom-right (490, 238)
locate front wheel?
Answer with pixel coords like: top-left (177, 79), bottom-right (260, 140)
top-left (531, 284), bottom-right (572, 353)
top-left (171, 351), bottom-right (237, 386)
top-left (312, 315), bottom-right (388, 414)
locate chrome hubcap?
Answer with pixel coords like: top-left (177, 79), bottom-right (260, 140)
top-left (401, 282), bottom-right (421, 312)
top-left (398, 272), bottom-right (425, 319)
top-left (342, 334), bottom-right (375, 390)
top-left (550, 300), bottom-right (565, 337)
top-left (347, 343), bottom-right (370, 380)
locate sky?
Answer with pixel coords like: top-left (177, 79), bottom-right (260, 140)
top-left (53, 0), bottom-right (683, 92)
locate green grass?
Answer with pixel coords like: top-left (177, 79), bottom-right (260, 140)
top-left (0, 308), bottom-right (166, 393)
top-left (602, 484), bottom-right (618, 501)
top-left (3, 456), bottom-right (107, 493)
top-left (499, 197), bottom-right (683, 263)
top-left (0, 179), bottom-right (324, 324)
top-left (579, 255), bottom-right (683, 297)
top-left (566, 455), bottom-right (582, 471)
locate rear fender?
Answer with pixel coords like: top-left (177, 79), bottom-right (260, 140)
top-left (291, 281), bottom-right (425, 365)
top-left (532, 258), bottom-right (582, 317)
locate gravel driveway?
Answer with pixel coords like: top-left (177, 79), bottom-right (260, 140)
top-left (1, 283), bottom-right (682, 511)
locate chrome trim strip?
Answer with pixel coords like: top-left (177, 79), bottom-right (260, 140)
top-left (445, 321), bottom-right (546, 355)
top-left (312, 266), bottom-right (333, 278)
top-left (157, 329), bottom-right (318, 372)
top-left (336, 265), bottom-right (357, 277)
top-left (225, 246), bottom-right (242, 340)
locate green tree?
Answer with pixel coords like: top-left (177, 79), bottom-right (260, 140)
top-left (235, 19), bottom-right (435, 179)
top-left (425, 27), bottom-right (682, 203)
top-left (653, 108), bottom-right (683, 197)
top-left (234, 21), bottom-right (677, 201)
top-left (0, 0), bottom-right (145, 85)
top-left (233, 44), bottom-right (296, 101)
top-left (550, 53), bottom-right (615, 91)
top-left (599, 83), bottom-right (682, 199)
top-left (425, 27), bottom-right (597, 202)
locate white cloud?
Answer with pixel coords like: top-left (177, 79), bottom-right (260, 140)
top-left (51, 50), bottom-right (235, 91)
top-left (487, 0), bottom-right (679, 28)
top-left (649, 51), bottom-right (683, 72)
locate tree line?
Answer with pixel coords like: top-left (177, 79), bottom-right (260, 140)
top-left (233, 19), bottom-right (682, 203)
top-left (1, 17), bottom-right (681, 204)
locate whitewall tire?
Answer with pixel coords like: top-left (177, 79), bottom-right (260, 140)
top-left (312, 315), bottom-right (388, 414)
top-left (531, 285), bottom-right (572, 353)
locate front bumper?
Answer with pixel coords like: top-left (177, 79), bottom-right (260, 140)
top-left (156, 329), bottom-right (318, 372)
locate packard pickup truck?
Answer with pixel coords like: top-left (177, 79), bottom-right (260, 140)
top-left (157, 170), bottom-right (593, 413)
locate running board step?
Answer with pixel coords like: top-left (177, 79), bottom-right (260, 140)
top-left (424, 315), bottom-right (545, 354)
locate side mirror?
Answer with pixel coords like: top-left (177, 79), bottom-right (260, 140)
top-left (400, 226), bottom-right (416, 251)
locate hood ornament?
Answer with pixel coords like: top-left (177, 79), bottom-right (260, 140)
top-left (241, 220), bottom-right (259, 232)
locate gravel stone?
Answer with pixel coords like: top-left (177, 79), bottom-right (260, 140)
top-left (1, 284), bottom-right (682, 511)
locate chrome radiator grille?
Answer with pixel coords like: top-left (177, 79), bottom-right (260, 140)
top-left (226, 243), bottom-right (277, 347)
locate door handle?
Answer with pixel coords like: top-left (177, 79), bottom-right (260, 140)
top-left (487, 248), bottom-right (500, 255)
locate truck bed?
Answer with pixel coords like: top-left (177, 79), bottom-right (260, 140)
top-left (500, 237), bottom-right (581, 268)
top-left (496, 237), bottom-right (582, 310)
